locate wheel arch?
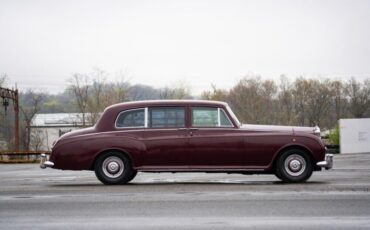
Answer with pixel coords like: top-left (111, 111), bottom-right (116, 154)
top-left (90, 148), bottom-right (134, 170)
top-left (271, 144), bottom-right (315, 172)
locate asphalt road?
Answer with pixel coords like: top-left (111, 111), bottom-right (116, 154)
top-left (1, 153), bottom-right (370, 229)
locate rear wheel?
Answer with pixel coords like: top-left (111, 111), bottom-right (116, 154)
top-left (275, 149), bottom-right (313, 183)
top-left (94, 151), bottom-right (134, 185)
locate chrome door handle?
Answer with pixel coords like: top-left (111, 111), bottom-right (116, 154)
top-left (189, 128), bottom-right (198, 136)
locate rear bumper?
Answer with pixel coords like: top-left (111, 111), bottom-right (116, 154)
top-left (40, 153), bottom-right (54, 169)
top-left (316, 154), bottom-right (333, 170)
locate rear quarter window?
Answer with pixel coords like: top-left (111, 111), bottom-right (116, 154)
top-left (116, 108), bottom-right (145, 128)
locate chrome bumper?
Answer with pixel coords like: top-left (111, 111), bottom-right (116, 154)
top-left (317, 154), bottom-right (333, 170)
top-left (40, 153), bottom-right (54, 169)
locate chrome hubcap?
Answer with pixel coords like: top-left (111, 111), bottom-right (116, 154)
top-left (289, 160), bottom-right (301, 171)
top-left (108, 162), bottom-right (119, 174)
top-left (102, 156), bottom-right (124, 179)
top-left (284, 154), bottom-right (306, 176)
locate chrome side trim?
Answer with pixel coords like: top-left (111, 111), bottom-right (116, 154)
top-left (317, 154), bottom-right (333, 170)
top-left (136, 165), bottom-right (266, 172)
top-left (40, 153), bottom-right (54, 169)
top-left (139, 169), bottom-right (266, 172)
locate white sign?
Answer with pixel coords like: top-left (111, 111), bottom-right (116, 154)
top-left (340, 118), bottom-right (370, 154)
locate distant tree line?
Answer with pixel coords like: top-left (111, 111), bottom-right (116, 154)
top-left (0, 70), bottom-right (370, 151)
top-left (0, 70), bottom-right (193, 150)
top-left (202, 76), bottom-right (370, 128)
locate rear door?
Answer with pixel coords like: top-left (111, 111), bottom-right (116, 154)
top-left (141, 106), bottom-right (190, 167)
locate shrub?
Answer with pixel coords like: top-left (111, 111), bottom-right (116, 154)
top-left (328, 124), bottom-right (340, 146)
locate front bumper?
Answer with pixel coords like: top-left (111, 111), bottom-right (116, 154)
top-left (316, 154), bottom-right (333, 170)
top-left (40, 153), bottom-right (54, 169)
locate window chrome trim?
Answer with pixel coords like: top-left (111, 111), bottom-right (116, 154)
top-left (115, 106), bottom-right (234, 129)
top-left (144, 107), bottom-right (148, 128)
top-left (115, 107), bottom-right (148, 129)
top-left (217, 108), bottom-right (221, 126)
top-left (226, 105), bottom-right (241, 127)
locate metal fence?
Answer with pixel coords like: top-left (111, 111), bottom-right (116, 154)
top-left (0, 151), bottom-right (51, 163)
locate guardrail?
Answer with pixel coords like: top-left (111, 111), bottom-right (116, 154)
top-left (0, 151), bottom-right (51, 163)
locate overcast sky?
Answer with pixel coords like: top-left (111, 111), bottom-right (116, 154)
top-left (1, 0), bottom-right (369, 94)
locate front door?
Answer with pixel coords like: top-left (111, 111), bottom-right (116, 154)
top-left (188, 107), bottom-right (245, 168)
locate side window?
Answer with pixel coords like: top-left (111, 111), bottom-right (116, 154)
top-left (192, 107), bottom-right (218, 127)
top-left (192, 107), bottom-right (233, 127)
top-left (116, 108), bottom-right (145, 128)
top-left (149, 107), bottom-right (185, 128)
top-left (220, 109), bottom-right (233, 126)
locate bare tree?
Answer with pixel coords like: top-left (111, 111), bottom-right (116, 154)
top-left (311, 79), bottom-right (332, 126)
top-left (89, 71), bottom-right (131, 124)
top-left (159, 87), bottom-right (176, 99)
top-left (277, 75), bottom-right (295, 125)
top-left (0, 74), bottom-right (7, 138)
top-left (159, 81), bottom-right (192, 99)
top-left (113, 72), bottom-right (130, 103)
top-left (201, 85), bottom-right (228, 101)
top-left (128, 84), bottom-right (159, 101)
top-left (329, 80), bottom-right (347, 122)
top-left (29, 128), bottom-right (46, 151)
top-left (228, 76), bottom-right (277, 124)
top-left (87, 68), bottom-right (107, 124)
top-left (292, 78), bottom-right (332, 126)
top-left (69, 69), bottom-right (132, 125)
top-left (345, 77), bottom-right (370, 118)
top-left (0, 73), bottom-right (6, 87)
top-left (19, 90), bottom-right (44, 150)
top-left (68, 74), bottom-right (90, 126)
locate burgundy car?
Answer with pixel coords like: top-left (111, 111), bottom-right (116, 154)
top-left (40, 100), bottom-right (333, 184)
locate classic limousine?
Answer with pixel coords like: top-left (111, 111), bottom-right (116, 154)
top-left (41, 100), bottom-right (333, 184)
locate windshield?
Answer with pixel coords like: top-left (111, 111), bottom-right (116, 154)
top-left (226, 105), bottom-right (241, 127)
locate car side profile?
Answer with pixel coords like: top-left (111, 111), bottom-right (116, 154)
top-left (40, 100), bottom-right (333, 184)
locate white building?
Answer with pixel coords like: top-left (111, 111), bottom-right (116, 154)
top-left (340, 118), bottom-right (370, 154)
top-left (29, 113), bottom-right (93, 151)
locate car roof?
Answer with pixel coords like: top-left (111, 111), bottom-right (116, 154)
top-left (106, 100), bottom-right (228, 110)
top-left (95, 100), bottom-right (232, 131)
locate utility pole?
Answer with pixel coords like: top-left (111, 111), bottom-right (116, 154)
top-left (0, 87), bottom-right (19, 151)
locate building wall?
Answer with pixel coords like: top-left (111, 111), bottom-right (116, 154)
top-left (340, 118), bottom-right (370, 154)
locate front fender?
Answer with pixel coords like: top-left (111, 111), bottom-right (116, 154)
top-left (269, 136), bottom-right (326, 170)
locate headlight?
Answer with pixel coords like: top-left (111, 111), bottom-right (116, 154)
top-left (313, 126), bottom-right (321, 137)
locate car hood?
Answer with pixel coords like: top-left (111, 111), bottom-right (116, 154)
top-left (240, 124), bottom-right (318, 135)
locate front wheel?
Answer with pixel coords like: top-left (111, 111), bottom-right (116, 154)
top-left (94, 151), bottom-right (134, 185)
top-left (275, 149), bottom-right (313, 183)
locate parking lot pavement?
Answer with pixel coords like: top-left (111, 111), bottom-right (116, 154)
top-left (1, 153), bottom-right (370, 230)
